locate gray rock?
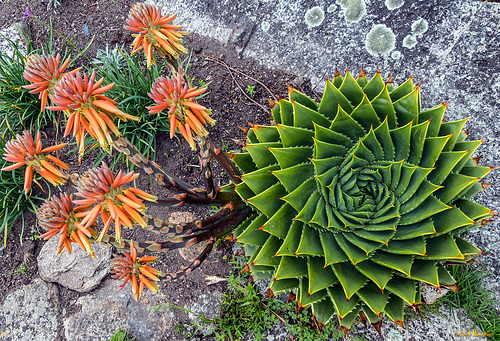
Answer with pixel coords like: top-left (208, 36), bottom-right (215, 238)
top-left (348, 305), bottom-right (489, 341)
top-left (64, 279), bottom-right (175, 341)
top-left (0, 279), bottom-right (59, 341)
top-left (0, 23), bottom-right (28, 57)
top-left (37, 236), bottom-right (111, 292)
top-left (421, 284), bottom-right (450, 305)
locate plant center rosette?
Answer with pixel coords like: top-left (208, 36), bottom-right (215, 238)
top-left (229, 69), bottom-right (494, 332)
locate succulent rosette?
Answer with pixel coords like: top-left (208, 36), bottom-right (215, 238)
top-left (147, 74), bottom-right (215, 150)
top-left (47, 70), bottom-right (139, 156)
top-left (38, 193), bottom-right (97, 257)
top-left (22, 53), bottom-right (79, 111)
top-left (231, 69), bottom-right (495, 331)
top-left (73, 162), bottom-right (157, 243)
top-left (1, 131), bottom-right (68, 193)
top-left (125, 3), bottom-right (188, 67)
top-left (111, 243), bottom-right (162, 300)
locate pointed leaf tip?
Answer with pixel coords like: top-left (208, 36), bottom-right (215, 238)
top-left (358, 65), bottom-right (366, 79)
top-left (386, 73), bottom-right (393, 84)
top-left (334, 66), bottom-right (341, 78)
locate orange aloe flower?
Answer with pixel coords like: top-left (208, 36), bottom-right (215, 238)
top-left (38, 193), bottom-right (97, 257)
top-left (73, 162), bottom-right (157, 244)
top-left (22, 54), bottom-right (80, 112)
top-left (46, 70), bottom-right (139, 156)
top-left (111, 243), bottom-right (162, 300)
top-left (147, 74), bottom-right (215, 150)
top-left (1, 131), bottom-right (68, 193)
top-left (124, 3), bottom-right (188, 67)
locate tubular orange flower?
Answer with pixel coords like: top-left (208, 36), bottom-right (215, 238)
top-left (1, 131), bottom-right (68, 193)
top-left (46, 70), bottom-right (139, 156)
top-left (38, 193), bottom-right (97, 257)
top-left (22, 54), bottom-right (80, 111)
top-left (124, 3), bottom-right (188, 67)
top-left (74, 162), bottom-right (157, 244)
top-left (111, 243), bottom-right (161, 300)
top-left (146, 74), bottom-right (215, 150)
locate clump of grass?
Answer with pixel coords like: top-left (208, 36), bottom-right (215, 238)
top-left (162, 254), bottom-right (353, 341)
top-left (0, 32), bottom-right (58, 139)
top-left (0, 138), bottom-right (42, 245)
top-left (441, 264), bottom-right (500, 340)
top-left (11, 262), bottom-right (29, 275)
top-left (109, 328), bottom-right (135, 341)
top-left (89, 47), bottom-right (169, 169)
top-left (213, 274), bottom-right (277, 340)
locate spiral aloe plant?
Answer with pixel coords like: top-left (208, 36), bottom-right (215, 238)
top-left (230, 68), bottom-right (495, 332)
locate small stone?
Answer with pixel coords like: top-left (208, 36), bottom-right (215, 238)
top-left (37, 237), bottom-right (112, 292)
top-left (168, 212), bottom-right (207, 262)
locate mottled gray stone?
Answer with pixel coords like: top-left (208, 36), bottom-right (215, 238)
top-left (0, 23), bottom-right (28, 56)
top-left (64, 279), bottom-right (174, 341)
top-left (37, 236), bottom-right (112, 292)
top-left (421, 284), bottom-right (450, 305)
top-left (0, 279), bottom-right (59, 341)
top-left (347, 305), bottom-right (489, 341)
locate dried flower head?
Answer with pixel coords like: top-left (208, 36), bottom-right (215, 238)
top-left (47, 70), bottom-right (139, 156)
top-left (1, 131), bottom-right (68, 193)
top-left (124, 3), bottom-right (188, 67)
top-left (38, 193), bottom-right (97, 257)
top-left (111, 243), bottom-right (161, 300)
top-left (22, 54), bottom-right (79, 111)
top-left (147, 74), bottom-right (215, 150)
top-left (73, 162), bottom-right (157, 243)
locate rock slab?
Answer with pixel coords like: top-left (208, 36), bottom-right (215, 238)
top-left (0, 279), bottom-right (59, 341)
top-left (37, 236), bottom-right (112, 292)
top-left (64, 279), bottom-right (174, 341)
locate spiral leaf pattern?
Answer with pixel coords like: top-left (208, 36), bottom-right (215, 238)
top-left (231, 69), bottom-right (494, 330)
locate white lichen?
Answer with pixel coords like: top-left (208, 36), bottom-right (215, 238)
top-left (305, 6), bottom-right (325, 28)
top-left (411, 18), bottom-right (429, 36)
top-left (261, 21), bottom-right (270, 32)
top-left (403, 34), bottom-right (418, 49)
top-left (365, 24), bottom-right (396, 56)
top-left (336, 0), bottom-right (366, 23)
top-left (385, 0), bottom-right (404, 10)
top-left (391, 50), bottom-right (402, 59)
top-left (327, 4), bottom-right (337, 13)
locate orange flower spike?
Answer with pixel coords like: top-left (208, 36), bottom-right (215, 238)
top-left (147, 75), bottom-right (215, 150)
top-left (124, 3), bottom-right (188, 67)
top-left (38, 193), bottom-right (97, 256)
top-left (74, 163), bottom-right (157, 242)
top-left (1, 131), bottom-right (68, 193)
top-left (22, 54), bottom-right (78, 112)
top-left (47, 70), bottom-right (139, 153)
top-left (111, 244), bottom-right (162, 300)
